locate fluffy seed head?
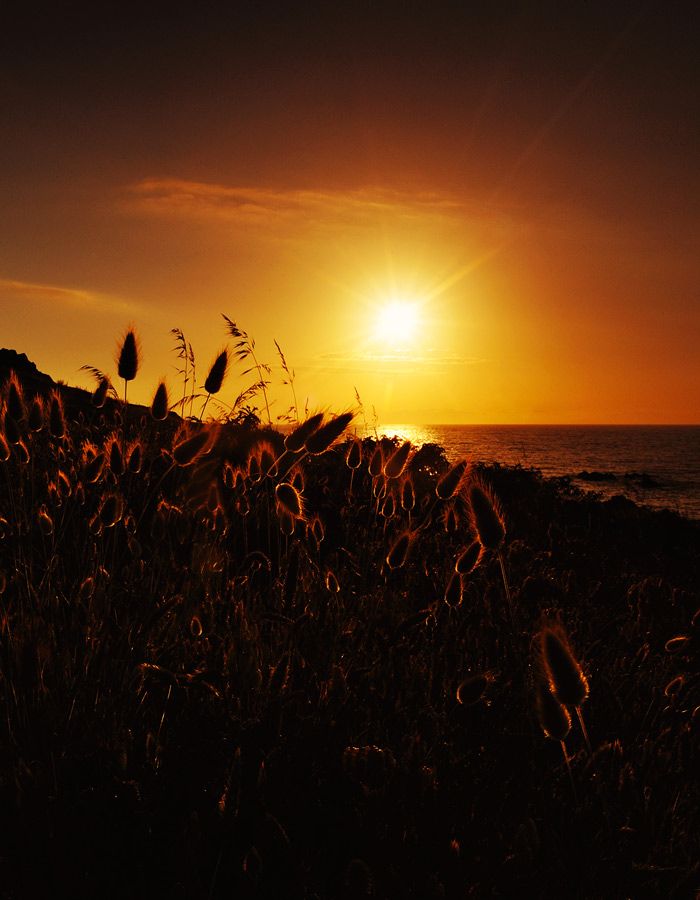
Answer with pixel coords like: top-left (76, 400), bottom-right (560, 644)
top-left (368, 445), bottom-right (384, 476)
top-left (99, 493), bottom-right (124, 528)
top-left (204, 349), bottom-right (228, 395)
top-left (664, 675), bottom-right (685, 699)
top-left (665, 635), bottom-right (691, 654)
top-left (540, 627), bottom-right (589, 707)
top-left (57, 469), bottom-right (72, 498)
top-left (259, 443), bottom-right (276, 475)
top-left (457, 673), bottom-right (489, 705)
top-left (468, 482), bottom-right (505, 550)
top-left (386, 531), bottom-right (412, 570)
top-left (3, 411), bottom-right (21, 445)
top-left (400, 477), bottom-right (415, 511)
top-left (233, 467), bottom-right (247, 492)
top-left (28, 397), bottom-right (44, 432)
top-left (127, 441), bottom-right (143, 474)
top-left (37, 506), bottom-right (54, 536)
top-left (92, 377), bottom-right (110, 408)
top-left (444, 572), bottom-right (464, 608)
top-left (79, 576), bottom-right (95, 601)
top-left (108, 437), bottom-right (124, 476)
top-left (48, 391), bottom-right (66, 439)
top-left (173, 428), bottom-right (213, 467)
top-left (535, 680), bottom-right (571, 741)
top-left (6, 374), bottom-right (26, 421)
top-left (304, 411), bottom-right (354, 454)
top-left (275, 482), bottom-right (304, 519)
top-left (325, 570), bottom-right (340, 593)
top-left (436, 459), bottom-right (468, 499)
top-left (381, 493), bottom-right (396, 519)
top-left (84, 451), bottom-right (105, 484)
top-left (285, 412), bottom-right (324, 451)
top-left (247, 452), bottom-right (261, 482)
top-left (117, 328), bottom-right (140, 381)
top-left (151, 381), bottom-right (169, 420)
top-left (310, 515), bottom-right (325, 545)
top-left (346, 439), bottom-right (362, 469)
top-left (384, 441), bottom-right (412, 479)
top-left (456, 540), bottom-right (484, 575)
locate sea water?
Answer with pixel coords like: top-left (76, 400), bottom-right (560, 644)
top-left (373, 425), bottom-right (700, 520)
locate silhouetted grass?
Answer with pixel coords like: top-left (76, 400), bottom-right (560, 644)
top-left (0, 357), bottom-right (698, 900)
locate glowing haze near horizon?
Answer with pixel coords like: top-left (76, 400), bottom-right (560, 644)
top-left (1, 3), bottom-right (698, 424)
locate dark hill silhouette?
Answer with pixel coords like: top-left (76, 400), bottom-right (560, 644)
top-left (0, 348), bottom-right (54, 391)
top-left (0, 347), bottom-right (284, 468)
top-left (0, 347), bottom-right (150, 420)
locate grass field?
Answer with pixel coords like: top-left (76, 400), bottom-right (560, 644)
top-left (0, 375), bottom-right (698, 899)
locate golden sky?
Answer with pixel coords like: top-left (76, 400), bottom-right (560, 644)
top-left (1, 3), bottom-right (698, 423)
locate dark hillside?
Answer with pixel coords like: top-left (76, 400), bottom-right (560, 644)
top-left (0, 362), bottom-right (698, 899)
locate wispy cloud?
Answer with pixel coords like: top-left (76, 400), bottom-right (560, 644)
top-left (304, 350), bottom-right (485, 377)
top-left (0, 278), bottom-right (140, 315)
top-left (123, 178), bottom-right (468, 230)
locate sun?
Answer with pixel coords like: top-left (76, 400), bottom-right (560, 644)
top-left (373, 299), bottom-right (421, 349)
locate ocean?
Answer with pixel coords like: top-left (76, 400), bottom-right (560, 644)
top-left (369, 425), bottom-right (700, 520)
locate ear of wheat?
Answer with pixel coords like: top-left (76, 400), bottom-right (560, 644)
top-left (285, 413), bottom-right (324, 451)
top-left (304, 412), bottom-right (354, 454)
top-left (6, 373), bottom-right (26, 422)
top-left (540, 626), bottom-right (591, 752)
top-left (386, 531), bottom-right (412, 570)
top-left (384, 441), bottom-right (412, 479)
top-left (151, 381), bottom-right (169, 421)
top-left (117, 328), bottom-right (140, 382)
top-left (48, 391), bottom-right (66, 439)
top-left (275, 482), bottom-right (305, 520)
top-left (455, 540), bottom-right (484, 575)
top-left (468, 482), bottom-right (505, 551)
top-left (173, 428), bottom-right (213, 467)
top-left (436, 459), bottom-right (468, 499)
top-left (346, 439), bottom-right (362, 469)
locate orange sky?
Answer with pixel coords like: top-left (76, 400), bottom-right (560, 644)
top-left (1, 3), bottom-right (698, 424)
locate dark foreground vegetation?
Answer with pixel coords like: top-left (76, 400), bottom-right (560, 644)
top-left (0, 374), bottom-right (698, 899)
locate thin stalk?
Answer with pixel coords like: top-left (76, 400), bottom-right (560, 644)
top-left (182, 354), bottom-right (188, 416)
top-left (575, 705), bottom-right (592, 753)
top-left (497, 550), bottom-right (515, 631)
top-left (188, 351), bottom-right (196, 420)
top-left (560, 740), bottom-right (578, 805)
top-left (250, 347), bottom-right (271, 425)
top-left (199, 393), bottom-right (211, 421)
top-left (122, 378), bottom-right (129, 453)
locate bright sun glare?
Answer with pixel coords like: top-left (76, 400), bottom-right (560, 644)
top-left (373, 299), bottom-right (420, 349)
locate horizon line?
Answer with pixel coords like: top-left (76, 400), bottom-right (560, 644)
top-left (375, 422), bottom-right (700, 428)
